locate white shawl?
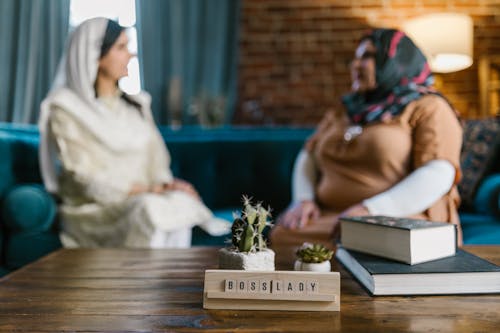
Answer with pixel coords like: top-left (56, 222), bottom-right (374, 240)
top-left (38, 18), bottom-right (231, 242)
top-left (39, 18), bottom-right (151, 193)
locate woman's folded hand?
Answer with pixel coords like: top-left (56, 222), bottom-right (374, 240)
top-left (278, 200), bottom-right (320, 230)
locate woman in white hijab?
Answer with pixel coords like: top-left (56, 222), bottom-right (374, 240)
top-left (39, 18), bottom-right (229, 248)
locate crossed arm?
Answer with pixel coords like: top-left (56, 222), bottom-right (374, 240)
top-left (278, 149), bottom-right (455, 236)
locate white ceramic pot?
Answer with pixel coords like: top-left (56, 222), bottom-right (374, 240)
top-left (218, 248), bottom-right (275, 271)
top-left (294, 259), bottom-right (331, 272)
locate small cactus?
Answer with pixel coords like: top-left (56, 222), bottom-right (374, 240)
top-left (230, 196), bottom-right (272, 253)
top-left (296, 243), bottom-right (334, 263)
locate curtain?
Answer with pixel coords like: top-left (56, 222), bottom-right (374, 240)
top-left (136, 0), bottom-right (240, 126)
top-left (0, 0), bottom-right (70, 124)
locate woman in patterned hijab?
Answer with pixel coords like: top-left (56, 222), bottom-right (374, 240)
top-left (343, 28), bottom-right (443, 125)
top-left (273, 28), bottom-right (463, 247)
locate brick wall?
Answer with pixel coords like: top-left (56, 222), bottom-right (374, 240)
top-left (233, 0), bottom-right (500, 125)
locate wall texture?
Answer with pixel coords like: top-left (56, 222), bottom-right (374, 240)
top-left (233, 0), bottom-right (500, 125)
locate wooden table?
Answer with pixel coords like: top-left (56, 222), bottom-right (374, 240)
top-left (0, 246), bottom-right (499, 332)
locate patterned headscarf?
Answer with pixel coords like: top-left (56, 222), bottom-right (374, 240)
top-left (342, 29), bottom-right (437, 125)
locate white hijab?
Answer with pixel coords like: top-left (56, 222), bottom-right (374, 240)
top-left (39, 17), bottom-right (151, 193)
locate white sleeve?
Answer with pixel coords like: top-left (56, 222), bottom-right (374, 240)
top-left (133, 91), bottom-right (173, 185)
top-left (363, 160), bottom-right (455, 216)
top-left (149, 127), bottom-right (174, 185)
top-left (49, 109), bottom-right (130, 204)
top-left (292, 150), bottom-right (317, 203)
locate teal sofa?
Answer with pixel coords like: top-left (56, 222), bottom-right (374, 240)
top-left (0, 123), bottom-right (311, 274)
top-left (1, 122), bottom-right (499, 276)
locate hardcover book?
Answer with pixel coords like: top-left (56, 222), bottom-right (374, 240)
top-left (335, 246), bottom-right (500, 295)
top-left (340, 215), bottom-right (456, 264)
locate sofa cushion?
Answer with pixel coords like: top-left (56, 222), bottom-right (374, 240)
top-left (0, 129), bottom-right (41, 197)
top-left (2, 184), bottom-right (57, 232)
top-left (5, 231), bottom-right (61, 270)
top-left (0, 267), bottom-right (8, 277)
top-left (460, 212), bottom-right (500, 244)
top-left (474, 174), bottom-right (500, 219)
top-left (0, 225), bottom-right (3, 265)
top-left (458, 118), bottom-right (500, 208)
top-left (460, 213), bottom-right (494, 244)
top-left (163, 127), bottom-right (312, 212)
top-left (463, 225), bottom-right (500, 244)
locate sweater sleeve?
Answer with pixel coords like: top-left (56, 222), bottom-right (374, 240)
top-left (409, 95), bottom-right (463, 184)
top-left (363, 159), bottom-right (455, 216)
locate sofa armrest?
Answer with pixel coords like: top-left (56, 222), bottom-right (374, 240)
top-left (1, 184), bottom-right (57, 232)
top-left (473, 174), bottom-right (500, 219)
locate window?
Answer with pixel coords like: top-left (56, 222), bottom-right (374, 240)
top-left (70, 0), bottom-right (141, 95)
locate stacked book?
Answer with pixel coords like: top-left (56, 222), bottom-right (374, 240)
top-left (336, 216), bottom-right (500, 296)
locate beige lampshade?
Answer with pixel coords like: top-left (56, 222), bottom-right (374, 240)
top-left (403, 13), bottom-right (473, 73)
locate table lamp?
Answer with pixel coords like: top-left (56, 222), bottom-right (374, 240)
top-left (403, 13), bottom-right (473, 73)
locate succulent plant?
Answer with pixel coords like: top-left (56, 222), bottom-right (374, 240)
top-left (296, 243), bottom-right (334, 263)
top-left (230, 196), bottom-right (272, 253)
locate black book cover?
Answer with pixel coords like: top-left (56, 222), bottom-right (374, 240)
top-left (340, 247), bottom-right (500, 275)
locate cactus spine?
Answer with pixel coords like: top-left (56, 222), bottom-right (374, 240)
top-left (231, 196), bottom-right (272, 253)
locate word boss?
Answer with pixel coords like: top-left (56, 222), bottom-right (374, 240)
top-left (224, 279), bottom-right (320, 295)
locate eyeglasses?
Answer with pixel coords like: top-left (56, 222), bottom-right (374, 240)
top-left (353, 51), bottom-right (377, 62)
top-left (349, 51), bottom-right (377, 67)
